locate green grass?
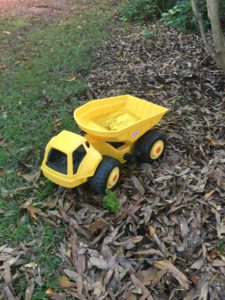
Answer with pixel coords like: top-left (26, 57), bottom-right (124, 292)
top-left (0, 5), bottom-right (112, 297)
top-left (36, 181), bottom-right (56, 200)
top-left (0, 6), bottom-right (111, 214)
top-left (0, 148), bottom-right (9, 167)
top-left (0, 12), bottom-right (108, 189)
top-left (0, 198), bottom-right (31, 244)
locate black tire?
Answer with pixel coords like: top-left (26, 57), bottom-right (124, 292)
top-left (135, 131), bottom-right (166, 163)
top-left (89, 156), bottom-right (121, 194)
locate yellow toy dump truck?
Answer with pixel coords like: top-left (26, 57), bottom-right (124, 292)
top-left (41, 95), bottom-right (168, 193)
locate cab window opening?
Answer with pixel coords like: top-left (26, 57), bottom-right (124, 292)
top-left (73, 145), bottom-right (86, 174)
top-left (47, 149), bottom-right (67, 175)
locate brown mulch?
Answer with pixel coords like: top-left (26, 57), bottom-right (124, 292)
top-left (83, 21), bottom-right (225, 299)
top-left (1, 12), bottom-right (225, 300)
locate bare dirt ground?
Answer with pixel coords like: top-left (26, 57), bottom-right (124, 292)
top-left (0, 0), bottom-right (78, 19)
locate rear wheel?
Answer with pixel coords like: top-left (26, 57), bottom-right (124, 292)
top-left (136, 131), bottom-right (166, 163)
top-left (89, 156), bottom-right (121, 194)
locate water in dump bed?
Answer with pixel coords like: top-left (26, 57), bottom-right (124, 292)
top-left (102, 112), bottom-right (138, 131)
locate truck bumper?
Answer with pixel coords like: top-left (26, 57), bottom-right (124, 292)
top-left (41, 165), bottom-right (87, 188)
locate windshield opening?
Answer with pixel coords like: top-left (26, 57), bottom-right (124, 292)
top-left (73, 145), bottom-right (86, 174)
top-left (47, 149), bottom-right (67, 175)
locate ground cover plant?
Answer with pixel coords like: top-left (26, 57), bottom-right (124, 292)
top-left (1, 0), bottom-right (225, 299)
top-left (121, 0), bottom-right (176, 22)
top-left (122, 0), bottom-right (225, 32)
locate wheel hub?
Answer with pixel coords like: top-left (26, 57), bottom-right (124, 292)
top-left (107, 167), bottom-right (120, 189)
top-left (150, 140), bottom-right (164, 159)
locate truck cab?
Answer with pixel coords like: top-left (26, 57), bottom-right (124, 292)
top-left (41, 130), bottom-right (102, 188)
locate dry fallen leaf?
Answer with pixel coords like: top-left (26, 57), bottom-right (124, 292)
top-left (93, 281), bottom-right (104, 297)
top-left (24, 262), bottom-right (38, 269)
top-left (131, 274), bottom-right (153, 300)
top-left (103, 268), bottom-right (114, 285)
top-left (89, 256), bottom-right (108, 270)
top-left (1, 286), bottom-right (15, 300)
top-left (46, 288), bottom-right (54, 296)
top-left (131, 175), bottom-right (145, 195)
top-left (154, 260), bottom-right (189, 289)
top-left (148, 226), bottom-right (156, 237)
top-left (71, 235), bottom-right (86, 274)
top-left (191, 274), bottom-right (201, 284)
top-left (0, 254), bottom-right (11, 262)
top-left (190, 257), bottom-right (205, 270)
top-left (134, 249), bottom-right (164, 257)
top-left (148, 226), bottom-right (162, 250)
top-left (137, 268), bottom-right (160, 285)
top-left (211, 260), bottom-right (225, 267)
top-left (3, 263), bottom-right (11, 284)
top-left (127, 293), bottom-right (137, 300)
top-left (209, 135), bottom-right (218, 145)
top-left (21, 172), bottom-right (38, 182)
top-left (59, 276), bottom-right (72, 288)
top-left (27, 207), bottom-right (38, 220)
top-left (25, 279), bottom-right (35, 300)
top-left (207, 248), bottom-right (218, 260)
top-left (88, 219), bottom-right (108, 232)
top-left (199, 274), bottom-right (212, 300)
top-left (63, 269), bottom-right (78, 281)
top-left (204, 190), bottom-right (216, 201)
top-left (77, 275), bottom-right (83, 296)
top-left (66, 76), bottom-right (76, 82)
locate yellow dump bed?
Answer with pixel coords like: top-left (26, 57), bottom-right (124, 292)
top-left (74, 95), bottom-right (168, 143)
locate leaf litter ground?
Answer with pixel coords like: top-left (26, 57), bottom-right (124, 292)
top-left (1, 3), bottom-right (225, 300)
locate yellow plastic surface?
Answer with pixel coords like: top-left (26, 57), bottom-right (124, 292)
top-left (41, 131), bottom-right (102, 188)
top-left (74, 95), bottom-right (168, 143)
top-left (46, 130), bottom-right (85, 153)
top-left (106, 167), bottom-right (120, 189)
top-left (150, 140), bottom-right (165, 160)
top-left (85, 135), bottom-right (134, 163)
top-left (104, 113), bottom-right (137, 131)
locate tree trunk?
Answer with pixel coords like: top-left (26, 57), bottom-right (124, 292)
top-left (191, 0), bottom-right (225, 73)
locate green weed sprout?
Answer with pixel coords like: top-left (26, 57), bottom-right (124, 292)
top-left (102, 190), bottom-right (120, 213)
top-left (216, 240), bottom-right (224, 254)
top-left (143, 26), bottom-right (157, 39)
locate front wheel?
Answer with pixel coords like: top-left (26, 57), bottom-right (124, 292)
top-left (136, 131), bottom-right (166, 163)
top-left (89, 156), bottom-right (121, 194)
